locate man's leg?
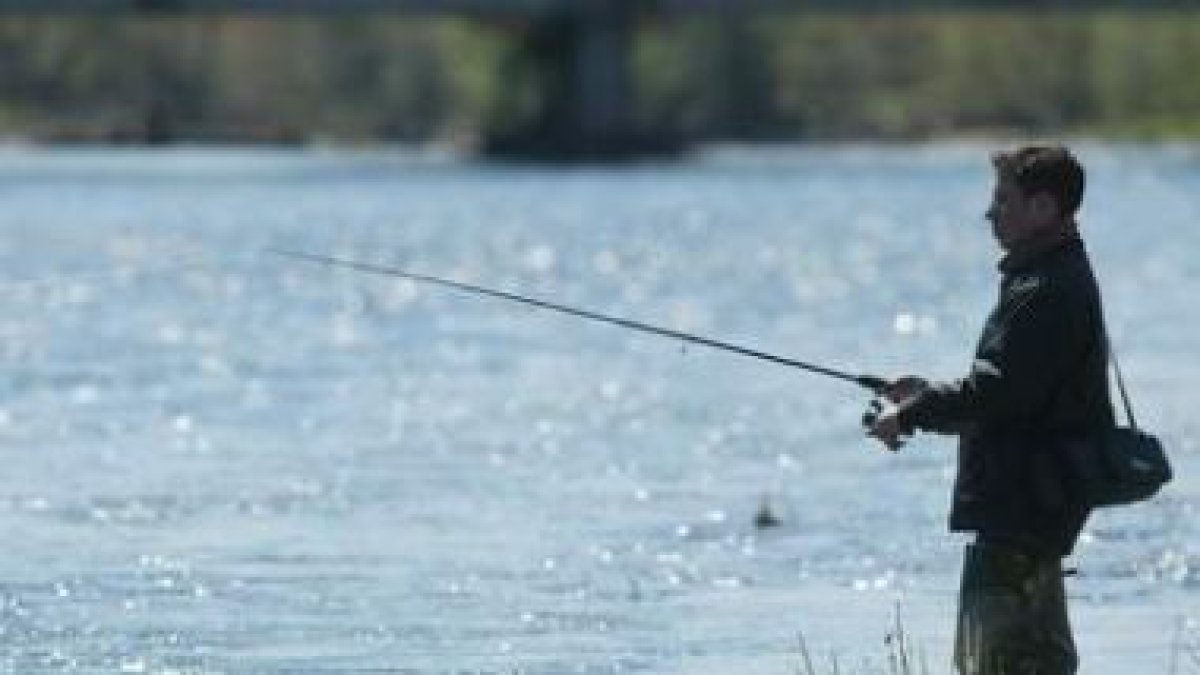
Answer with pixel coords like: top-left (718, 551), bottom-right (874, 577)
top-left (953, 542), bottom-right (1078, 675)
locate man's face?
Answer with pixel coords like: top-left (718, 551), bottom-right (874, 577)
top-left (985, 176), bottom-right (1057, 251)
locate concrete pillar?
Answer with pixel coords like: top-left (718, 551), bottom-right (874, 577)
top-left (573, 5), bottom-right (632, 139)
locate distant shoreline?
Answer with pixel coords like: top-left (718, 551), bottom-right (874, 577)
top-left (2, 133), bottom-right (1198, 151)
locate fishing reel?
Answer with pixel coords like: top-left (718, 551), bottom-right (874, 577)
top-left (861, 396), bottom-right (885, 429)
top-left (861, 394), bottom-right (911, 452)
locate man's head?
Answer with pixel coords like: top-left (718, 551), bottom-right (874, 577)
top-left (986, 145), bottom-right (1085, 251)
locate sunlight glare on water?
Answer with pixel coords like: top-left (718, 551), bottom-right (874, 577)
top-left (0, 145), bottom-right (1196, 673)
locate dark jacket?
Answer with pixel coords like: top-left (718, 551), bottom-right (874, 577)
top-left (898, 233), bottom-right (1114, 557)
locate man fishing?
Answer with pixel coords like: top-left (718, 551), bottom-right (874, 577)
top-left (276, 146), bottom-right (1112, 674)
top-left (867, 145), bottom-right (1113, 675)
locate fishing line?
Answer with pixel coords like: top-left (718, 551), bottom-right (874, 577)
top-left (0, 247), bottom-right (243, 294)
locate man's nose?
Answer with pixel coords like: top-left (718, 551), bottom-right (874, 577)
top-left (985, 205), bottom-right (997, 223)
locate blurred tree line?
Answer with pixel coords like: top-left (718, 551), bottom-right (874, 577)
top-left (1, 11), bottom-right (1198, 144)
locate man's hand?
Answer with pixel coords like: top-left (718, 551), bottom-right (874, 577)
top-left (864, 376), bottom-right (928, 451)
top-left (881, 376), bottom-right (929, 405)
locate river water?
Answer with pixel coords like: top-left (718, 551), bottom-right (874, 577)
top-left (0, 144), bottom-right (1196, 673)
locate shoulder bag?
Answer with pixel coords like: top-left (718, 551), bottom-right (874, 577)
top-left (1059, 336), bottom-right (1172, 508)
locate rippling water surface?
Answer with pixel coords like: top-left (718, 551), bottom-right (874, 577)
top-left (0, 145), bottom-right (1196, 673)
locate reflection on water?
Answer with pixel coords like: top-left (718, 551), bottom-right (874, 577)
top-left (0, 145), bottom-right (1196, 672)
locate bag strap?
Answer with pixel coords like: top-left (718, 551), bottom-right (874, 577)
top-left (1104, 332), bottom-right (1138, 430)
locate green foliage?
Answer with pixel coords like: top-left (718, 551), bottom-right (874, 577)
top-left (634, 17), bottom-right (782, 139)
top-left (0, 12), bottom-right (1198, 143)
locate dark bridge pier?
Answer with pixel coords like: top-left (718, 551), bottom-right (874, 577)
top-left (575, 5), bottom-right (631, 145)
top-left (484, 4), bottom-right (683, 161)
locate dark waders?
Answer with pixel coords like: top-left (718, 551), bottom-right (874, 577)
top-left (954, 541), bottom-right (1078, 675)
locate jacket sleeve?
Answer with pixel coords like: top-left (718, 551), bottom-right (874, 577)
top-left (898, 280), bottom-right (1087, 434)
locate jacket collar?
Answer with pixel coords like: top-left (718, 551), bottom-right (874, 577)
top-left (998, 222), bottom-right (1082, 275)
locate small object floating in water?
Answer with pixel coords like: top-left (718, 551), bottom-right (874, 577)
top-left (753, 495), bottom-right (782, 529)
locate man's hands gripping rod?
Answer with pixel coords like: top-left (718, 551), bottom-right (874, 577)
top-left (862, 376), bottom-right (929, 451)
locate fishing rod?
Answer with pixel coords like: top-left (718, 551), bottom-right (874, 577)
top-left (269, 248), bottom-right (888, 394)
